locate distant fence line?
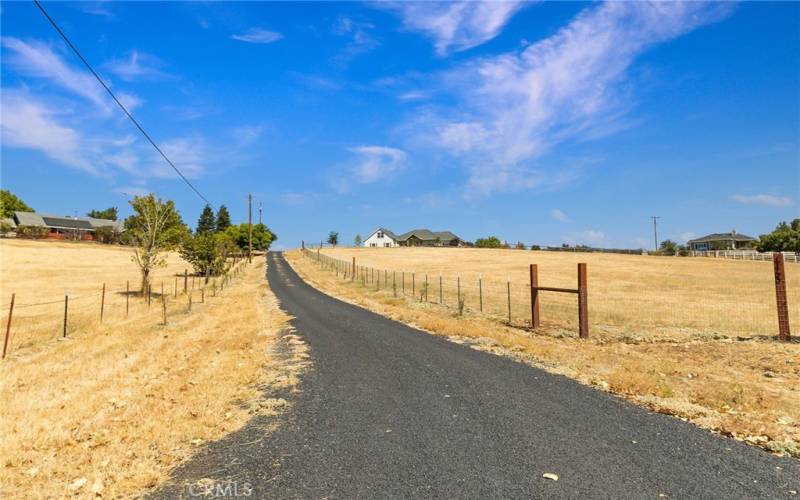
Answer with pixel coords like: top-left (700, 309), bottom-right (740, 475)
top-left (1, 257), bottom-right (251, 360)
top-left (690, 250), bottom-right (799, 263)
top-left (301, 248), bottom-right (793, 342)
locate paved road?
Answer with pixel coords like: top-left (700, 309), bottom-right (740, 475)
top-left (155, 252), bottom-right (799, 499)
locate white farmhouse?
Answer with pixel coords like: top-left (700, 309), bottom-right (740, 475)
top-left (363, 228), bottom-right (400, 247)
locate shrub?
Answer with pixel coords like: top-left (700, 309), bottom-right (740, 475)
top-left (16, 225), bottom-right (49, 239)
top-left (94, 226), bottom-right (122, 244)
top-left (475, 236), bottom-right (504, 249)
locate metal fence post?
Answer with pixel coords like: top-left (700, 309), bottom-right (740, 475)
top-left (100, 283), bottom-right (106, 322)
top-left (126, 280), bottom-right (130, 317)
top-left (578, 263), bottom-right (588, 338)
top-left (507, 279), bottom-right (511, 324)
top-left (2, 293), bottom-right (15, 359)
top-left (530, 264), bottom-right (540, 328)
top-left (479, 277), bottom-right (483, 312)
top-left (352, 257), bottom-right (355, 282)
top-left (63, 293), bottom-right (69, 338)
top-left (773, 253), bottom-right (791, 341)
top-left (184, 269), bottom-right (188, 293)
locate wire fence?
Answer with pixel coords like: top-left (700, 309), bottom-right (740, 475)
top-left (301, 248), bottom-right (798, 341)
top-left (1, 257), bottom-right (253, 360)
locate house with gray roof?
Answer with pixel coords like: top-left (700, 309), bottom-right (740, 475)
top-left (686, 230), bottom-right (757, 251)
top-left (363, 227), bottom-right (464, 247)
top-left (11, 211), bottom-right (124, 241)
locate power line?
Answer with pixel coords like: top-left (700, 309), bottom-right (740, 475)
top-left (33, 0), bottom-right (212, 207)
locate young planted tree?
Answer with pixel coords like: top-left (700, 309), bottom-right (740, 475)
top-left (196, 204), bottom-right (216, 234)
top-left (87, 207), bottom-right (118, 221)
top-left (659, 239), bottom-right (678, 256)
top-left (328, 231), bottom-right (339, 248)
top-left (180, 233), bottom-right (227, 279)
top-left (354, 234), bottom-right (362, 246)
top-left (124, 194), bottom-right (188, 292)
top-left (222, 223), bottom-right (277, 253)
top-left (215, 205), bottom-right (232, 232)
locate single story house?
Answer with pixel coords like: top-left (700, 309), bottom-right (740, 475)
top-left (11, 211), bottom-right (124, 241)
top-left (363, 228), bottom-right (464, 247)
top-left (686, 230), bottom-right (757, 251)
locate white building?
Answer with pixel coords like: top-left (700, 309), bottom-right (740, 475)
top-left (363, 228), bottom-right (400, 247)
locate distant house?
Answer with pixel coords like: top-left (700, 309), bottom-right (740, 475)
top-left (686, 230), bottom-right (757, 251)
top-left (11, 211), bottom-right (124, 241)
top-left (363, 228), bottom-right (464, 247)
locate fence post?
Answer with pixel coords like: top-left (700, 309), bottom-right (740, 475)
top-left (2, 293), bottom-right (15, 359)
top-left (202, 288), bottom-right (205, 303)
top-left (188, 292), bottom-right (192, 312)
top-left (162, 294), bottom-right (167, 325)
top-left (174, 277), bottom-right (178, 298)
top-left (184, 269), bottom-right (188, 293)
top-left (440, 275), bottom-right (443, 304)
top-left (100, 283), bottom-right (106, 322)
top-left (773, 253), bottom-right (791, 341)
top-left (63, 293), bottom-right (69, 338)
top-left (126, 280), bottom-right (130, 317)
top-left (457, 275), bottom-right (461, 304)
top-left (530, 264), bottom-right (540, 328)
top-left (479, 277), bottom-right (483, 312)
top-left (507, 279), bottom-right (511, 324)
top-left (352, 257), bottom-right (355, 282)
top-left (578, 263), bottom-right (588, 338)
top-left (412, 273), bottom-right (415, 297)
top-left (425, 274), bottom-right (428, 302)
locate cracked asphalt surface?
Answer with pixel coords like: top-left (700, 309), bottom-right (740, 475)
top-left (154, 251), bottom-right (799, 499)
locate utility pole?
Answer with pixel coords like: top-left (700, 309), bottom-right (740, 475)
top-left (258, 202), bottom-right (262, 225)
top-left (248, 194), bottom-right (253, 263)
top-left (650, 216), bottom-right (661, 252)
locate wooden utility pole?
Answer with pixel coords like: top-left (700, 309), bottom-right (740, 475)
top-left (258, 202), bottom-right (262, 224)
top-left (248, 193), bottom-right (253, 263)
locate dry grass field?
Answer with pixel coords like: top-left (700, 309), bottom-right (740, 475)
top-left (317, 246), bottom-right (799, 340)
top-left (0, 241), bottom-right (307, 497)
top-left (287, 248), bottom-right (800, 458)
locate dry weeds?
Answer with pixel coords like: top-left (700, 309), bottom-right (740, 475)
top-left (0, 242), bottom-right (307, 497)
top-left (287, 249), bottom-right (800, 458)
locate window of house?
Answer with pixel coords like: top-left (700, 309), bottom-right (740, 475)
top-left (370, 243), bottom-right (376, 247)
top-left (377, 231), bottom-right (384, 238)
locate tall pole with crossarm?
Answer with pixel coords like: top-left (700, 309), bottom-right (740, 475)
top-left (650, 216), bottom-right (661, 252)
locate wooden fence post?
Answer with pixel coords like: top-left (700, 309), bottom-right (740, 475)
top-left (2, 293), bottom-right (15, 359)
top-left (184, 269), bottom-right (188, 293)
top-left (63, 293), bottom-right (69, 338)
top-left (478, 277), bottom-right (483, 312)
top-left (174, 277), bottom-right (178, 298)
top-left (773, 253), bottom-right (791, 341)
top-left (352, 257), bottom-right (356, 282)
top-left (100, 283), bottom-right (106, 322)
top-left (457, 275), bottom-right (461, 304)
top-left (402, 272), bottom-right (405, 295)
top-left (162, 294), bottom-right (167, 325)
top-left (126, 280), bottom-right (130, 317)
top-left (578, 263), bottom-right (588, 338)
top-left (507, 279), bottom-right (512, 324)
top-left (425, 274), bottom-right (428, 302)
top-left (530, 264), bottom-right (540, 328)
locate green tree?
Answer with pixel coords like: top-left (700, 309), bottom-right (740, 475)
top-left (474, 236), bottom-right (504, 248)
top-left (196, 204), bottom-right (216, 234)
top-left (222, 223), bottom-right (277, 252)
top-left (124, 194), bottom-right (189, 292)
top-left (180, 233), bottom-right (227, 279)
top-left (94, 226), bottom-right (121, 244)
top-left (87, 207), bottom-right (118, 221)
top-left (215, 205), bottom-right (232, 232)
top-left (354, 234), bottom-right (362, 246)
top-left (328, 231), bottom-right (339, 247)
top-left (757, 219), bottom-right (800, 252)
top-left (0, 189), bottom-right (33, 218)
top-left (659, 239), bottom-right (678, 256)
top-left (515, 241), bottom-right (526, 250)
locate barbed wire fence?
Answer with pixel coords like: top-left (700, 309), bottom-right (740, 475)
top-left (301, 248), bottom-right (796, 342)
top-left (1, 256), bottom-right (254, 360)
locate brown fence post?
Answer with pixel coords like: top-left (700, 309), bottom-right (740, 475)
top-left (184, 269), bottom-right (188, 293)
top-left (162, 294), bottom-right (167, 325)
top-left (457, 275), bottom-right (461, 304)
top-left (174, 277), bottom-right (178, 298)
top-left (479, 277), bottom-right (483, 312)
top-left (352, 257), bottom-right (355, 282)
top-left (100, 283), bottom-right (106, 322)
top-left (126, 280), bottom-right (130, 317)
top-left (2, 293), bottom-right (15, 359)
top-left (63, 293), bottom-right (69, 338)
top-left (773, 253), bottom-right (791, 341)
top-left (530, 264), bottom-right (540, 328)
top-left (507, 279), bottom-right (512, 324)
top-left (578, 263), bottom-right (588, 338)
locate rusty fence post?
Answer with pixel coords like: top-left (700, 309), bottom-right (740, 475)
top-left (100, 283), bottom-right (106, 322)
top-left (126, 280), bottom-right (130, 317)
top-left (578, 263), bottom-right (588, 338)
top-left (773, 253), bottom-right (791, 341)
top-left (2, 293), bottom-right (15, 359)
top-left (530, 264), bottom-right (540, 328)
top-left (184, 269), bottom-right (188, 293)
top-left (63, 293), bottom-right (69, 338)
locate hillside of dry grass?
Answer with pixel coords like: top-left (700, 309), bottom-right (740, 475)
top-left (287, 249), bottom-right (799, 459)
top-left (0, 242), bottom-right (308, 497)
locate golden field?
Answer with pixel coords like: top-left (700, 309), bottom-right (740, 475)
top-left (0, 240), bottom-right (307, 497)
top-left (316, 246), bottom-right (799, 340)
top-left (288, 249), bottom-right (800, 457)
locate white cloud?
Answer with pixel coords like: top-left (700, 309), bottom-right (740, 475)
top-left (397, 90), bottom-right (428, 101)
top-left (0, 89), bottom-right (97, 174)
top-left (231, 28), bottom-right (283, 44)
top-left (231, 125), bottom-right (263, 148)
top-left (731, 194), bottom-right (794, 208)
top-left (333, 17), bottom-right (379, 65)
top-left (346, 146), bottom-right (407, 185)
top-left (114, 186), bottom-right (151, 198)
top-left (382, 2), bottom-right (525, 55)
top-left (564, 230), bottom-right (606, 246)
top-left (678, 232), bottom-right (697, 243)
top-left (550, 209), bottom-right (568, 222)
top-left (410, 2), bottom-right (732, 195)
top-left (105, 50), bottom-right (171, 81)
top-left (1, 37), bottom-right (110, 112)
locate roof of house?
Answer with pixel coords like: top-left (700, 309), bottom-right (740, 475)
top-left (687, 232), bottom-right (756, 244)
top-left (2, 217), bottom-right (16, 228)
top-left (397, 229), bottom-right (460, 242)
top-left (13, 211), bottom-right (124, 231)
top-left (371, 227), bottom-right (399, 240)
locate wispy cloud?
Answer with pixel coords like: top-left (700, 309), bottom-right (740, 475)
top-left (333, 16), bottom-right (380, 66)
top-left (731, 194), bottom-right (794, 207)
top-left (381, 1), bottom-right (525, 55)
top-left (347, 145), bottom-right (407, 184)
top-left (78, 2), bottom-right (114, 18)
top-left (407, 2), bottom-right (732, 196)
top-left (231, 28), bottom-right (283, 44)
top-left (104, 50), bottom-right (172, 81)
top-left (563, 230), bottom-right (606, 247)
top-left (550, 208), bottom-right (569, 222)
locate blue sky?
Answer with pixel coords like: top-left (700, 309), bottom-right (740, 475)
top-left (1, 1), bottom-right (798, 250)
